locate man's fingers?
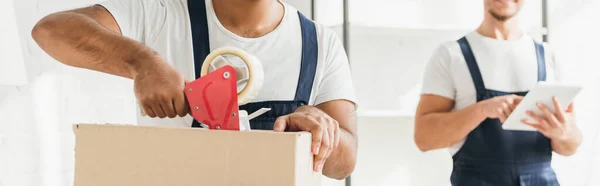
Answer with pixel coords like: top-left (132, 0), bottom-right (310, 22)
top-left (521, 119), bottom-right (537, 126)
top-left (505, 96), bottom-right (515, 105)
top-left (327, 120), bottom-right (335, 155)
top-left (513, 95), bottom-right (524, 105)
top-left (521, 119), bottom-right (547, 133)
top-left (163, 100), bottom-right (177, 118)
top-left (314, 129), bottom-right (330, 172)
top-left (273, 116), bottom-right (289, 132)
top-left (526, 111), bottom-right (550, 131)
top-left (508, 96), bottom-right (523, 110)
top-left (498, 108), bottom-right (508, 123)
top-left (552, 97), bottom-right (566, 122)
top-left (333, 120), bottom-right (341, 149)
top-left (537, 103), bottom-right (561, 129)
top-left (521, 119), bottom-right (540, 130)
top-left (325, 121), bottom-right (338, 169)
top-left (310, 121), bottom-right (324, 156)
top-left (174, 92), bottom-right (188, 117)
top-left (153, 104), bottom-right (167, 118)
top-left (499, 115), bottom-right (507, 123)
top-left (183, 94), bottom-right (190, 114)
top-left (509, 100), bottom-right (519, 111)
top-left (142, 104), bottom-right (157, 118)
top-left (291, 116), bottom-right (325, 156)
top-left (567, 103), bottom-right (575, 113)
top-left (280, 114), bottom-right (323, 156)
top-left (503, 102), bottom-right (513, 117)
top-left (523, 120), bottom-right (552, 137)
top-left (526, 110), bottom-right (543, 121)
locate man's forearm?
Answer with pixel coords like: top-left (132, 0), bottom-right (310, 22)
top-left (32, 9), bottom-right (156, 79)
top-left (414, 103), bottom-right (487, 152)
top-left (551, 127), bottom-right (583, 156)
top-left (322, 129), bottom-right (357, 180)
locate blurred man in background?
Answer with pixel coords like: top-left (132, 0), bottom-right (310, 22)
top-left (414, 0), bottom-right (582, 185)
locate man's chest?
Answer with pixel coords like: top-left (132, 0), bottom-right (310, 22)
top-left (452, 52), bottom-right (556, 108)
top-left (147, 18), bottom-right (310, 101)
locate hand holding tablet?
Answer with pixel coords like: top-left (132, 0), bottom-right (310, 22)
top-left (502, 82), bottom-right (583, 131)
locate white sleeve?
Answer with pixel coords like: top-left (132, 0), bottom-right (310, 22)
top-left (98, 0), bottom-right (167, 42)
top-left (420, 44), bottom-right (456, 100)
top-left (543, 43), bottom-right (567, 83)
top-left (313, 29), bottom-right (357, 107)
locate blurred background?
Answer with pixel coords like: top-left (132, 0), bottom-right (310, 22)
top-left (1, 0), bottom-right (599, 186)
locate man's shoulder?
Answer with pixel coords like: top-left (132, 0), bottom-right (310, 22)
top-left (315, 24), bottom-right (340, 43)
top-left (539, 41), bottom-right (556, 55)
top-left (430, 39), bottom-right (464, 61)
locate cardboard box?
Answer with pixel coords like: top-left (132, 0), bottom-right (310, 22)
top-left (72, 124), bottom-right (322, 186)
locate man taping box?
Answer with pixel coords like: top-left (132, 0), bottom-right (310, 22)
top-left (32, 0), bottom-right (358, 179)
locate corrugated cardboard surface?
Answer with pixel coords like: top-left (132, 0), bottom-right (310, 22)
top-left (73, 124), bottom-right (321, 186)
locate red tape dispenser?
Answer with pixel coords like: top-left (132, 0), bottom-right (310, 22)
top-left (184, 47), bottom-right (266, 131)
top-left (185, 66), bottom-right (240, 130)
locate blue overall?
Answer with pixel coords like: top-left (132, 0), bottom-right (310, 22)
top-left (188, 0), bottom-right (318, 130)
top-left (450, 37), bottom-right (559, 186)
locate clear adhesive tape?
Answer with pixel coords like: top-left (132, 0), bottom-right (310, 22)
top-left (200, 47), bottom-right (264, 106)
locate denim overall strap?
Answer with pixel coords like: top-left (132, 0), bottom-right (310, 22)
top-left (237, 11), bottom-right (318, 130)
top-left (458, 37), bottom-right (486, 100)
top-left (188, 0), bottom-right (210, 79)
top-left (187, 0), bottom-right (210, 127)
top-left (295, 11), bottom-right (318, 104)
top-left (534, 41), bottom-right (547, 81)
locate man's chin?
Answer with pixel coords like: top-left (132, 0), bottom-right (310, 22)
top-left (489, 10), bottom-right (517, 21)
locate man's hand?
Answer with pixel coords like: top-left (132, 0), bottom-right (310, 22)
top-left (133, 56), bottom-right (189, 118)
top-left (522, 97), bottom-right (577, 141)
top-left (478, 94), bottom-right (524, 122)
top-left (273, 105), bottom-right (340, 172)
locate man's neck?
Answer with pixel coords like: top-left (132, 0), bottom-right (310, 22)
top-left (212, 0), bottom-right (284, 38)
top-left (476, 14), bottom-right (523, 40)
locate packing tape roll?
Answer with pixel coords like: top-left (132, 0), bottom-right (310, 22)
top-left (140, 47), bottom-right (263, 117)
top-left (200, 47), bottom-right (264, 106)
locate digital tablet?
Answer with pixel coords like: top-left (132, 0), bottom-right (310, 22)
top-left (503, 82), bottom-right (583, 131)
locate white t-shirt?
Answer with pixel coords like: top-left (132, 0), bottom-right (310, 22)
top-left (420, 31), bottom-right (563, 155)
top-left (99, 0), bottom-right (356, 127)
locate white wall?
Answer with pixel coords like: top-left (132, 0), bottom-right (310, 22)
top-left (546, 1), bottom-right (600, 185)
top-left (0, 0), bottom-right (28, 85)
top-left (348, 0), bottom-right (542, 31)
top-left (353, 116), bottom-right (453, 186)
top-left (284, 0), bottom-right (312, 19)
top-left (350, 27), bottom-right (469, 115)
top-left (347, 27), bottom-right (460, 186)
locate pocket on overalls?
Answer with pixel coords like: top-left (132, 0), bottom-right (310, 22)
top-left (451, 170), bottom-right (496, 186)
top-left (519, 170), bottom-right (560, 186)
